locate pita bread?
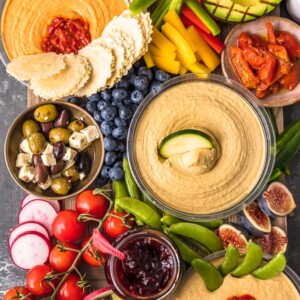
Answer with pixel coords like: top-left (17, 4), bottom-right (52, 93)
top-left (7, 52), bottom-right (66, 81)
top-left (31, 54), bottom-right (91, 100)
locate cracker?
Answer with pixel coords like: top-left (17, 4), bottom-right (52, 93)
top-left (76, 43), bottom-right (115, 96)
top-left (7, 52), bottom-right (66, 81)
top-left (31, 54), bottom-right (91, 100)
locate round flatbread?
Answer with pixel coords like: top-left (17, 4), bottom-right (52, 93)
top-left (6, 52), bottom-right (66, 81)
top-left (31, 54), bottom-right (91, 100)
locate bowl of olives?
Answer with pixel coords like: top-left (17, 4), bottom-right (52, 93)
top-left (4, 101), bottom-right (104, 200)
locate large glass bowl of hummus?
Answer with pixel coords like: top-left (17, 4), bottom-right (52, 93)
top-left (172, 250), bottom-right (300, 300)
top-left (127, 74), bottom-right (275, 221)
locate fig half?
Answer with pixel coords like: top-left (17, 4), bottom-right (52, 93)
top-left (258, 181), bottom-right (296, 217)
top-left (239, 202), bottom-right (271, 236)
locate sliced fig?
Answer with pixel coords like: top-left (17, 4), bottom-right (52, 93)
top-left (239, 202), bottom-right (271, 236)
top-left (253, 226), bottom-right (288, 256)
top-left (258, 181), bottom-right (296, 217)
top-left (217, 222), bottom-right (249, 253)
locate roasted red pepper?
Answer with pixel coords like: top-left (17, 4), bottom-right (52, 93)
top-left (266, 21), bottom-right (276, 44)
top-left (276, 31), bottom-right (300, 61)
top-left (279, 63), bottom-right (299, 90)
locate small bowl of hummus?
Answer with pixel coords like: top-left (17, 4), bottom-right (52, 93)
top-left (127, 74), bottom-right (275, 221)
top-left (173, 250), bottom-right (300, 300)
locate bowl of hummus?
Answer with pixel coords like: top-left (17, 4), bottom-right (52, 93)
top-left (127, 74), bottom-right (275, 221)
top-left (173, 250), bottom-right (300, 300)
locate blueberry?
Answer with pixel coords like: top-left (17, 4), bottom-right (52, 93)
top-left (109, 167), bottom-right (124, 181)
top-left (104, 137), bottom-right (118, 151)
top-left (93, 110), bottom-right (104, 123)
top-left (115, 78), bottom-right (130, 90)
top-left (101, 105), bottom-right (118, 121)
top-left (155, 70), bottom-right (171, 82)
top-left (100, 90), bottom-right (112, 101)
top-left (96, 176), bottom-right (109, 187)
top-left (119, 106), bottom-right (132, 120)
top-left (114, 117), bottom-right (127, 127)
top-left (112, 126), bottom-right (128, 140)
top-left (134, 75), bottom-right (149, 91)
top-left (114, 160), bottom-right (123, 168)
top-left (105, 151), bottom-right (117, 165)
top-left (141, 89), bottom-right (149, 96)
top-left (100, 121), bottom-right (115, 136)
top-left (100, 164), bottom-right (111, 178)
top-left (88, 93), bottom-right (101, 102)
top-left (150, 80), bottom-right (162, 94)
top-left (128, 74), bottom-right (137, 85)
top-left (97, 100), bottom-right (109, 111)
top-left (67, 96), bottom-right (81, 105)
top-left (138, 66), bottom-right (153, 81)
top-left (133, 59), bottom-right (145, 69)
top-left (123, 98), bottom-right (132, 106)
top-left (116, 141), bottom-right (126, 153)
top-left (130, 104), bottom-right (139, 114)
top-left (131, 90), bottom-right (144, 104)
top-left (86, 101), bottom-right (97, 114)
top-left (112, 100), bottom-right (124, 107)
top-left (112, 89), bottom-right (128, 101)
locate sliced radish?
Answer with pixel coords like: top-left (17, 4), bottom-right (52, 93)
top-left (84, 287), bottom-right (113, 300)
top-left (10, 231), bottom-right (51, 270)
top-left (9, 221), bottom-right (50, 248)
top-left (21, 193), bottom-right (61, 213)
top-left (18, 200), bottom-right (58, 235)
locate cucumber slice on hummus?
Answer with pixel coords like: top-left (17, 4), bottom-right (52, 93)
top-left (159, 129), bottom-right (213, 159)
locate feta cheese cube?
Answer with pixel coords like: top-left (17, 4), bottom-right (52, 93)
top-left (69, 132), bottom-right (88, 150)
top-left (38, 176), bottom-right (52, 190)
top-left (80, 125), bottom-right (100, 143)
top-left (79, 172), bottom-right (86, 180)
top-left (63, 147), bottom-right (77, 161)
top-left (63, 160), bottom-right (75, 171)
top-left (16, 153), bottom-right (32, 168)
top-left (43, 143), bottom-right (54, 155)
top-left (41, 154), bottom-right (56, 166)
top-left (20, 138), bottom-right (33, 156)
top-left (18, 165), bottom-right (34, 182)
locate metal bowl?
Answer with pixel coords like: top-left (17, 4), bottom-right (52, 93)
top-left (4, 100), bottom-right (104, 200)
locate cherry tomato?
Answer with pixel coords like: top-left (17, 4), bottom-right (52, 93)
top-left (3, 286), bottom-right (36, 300)
top-left (49, 242), bottom-right (81, 272)
top-left (81, 235), bottom-right (106, 267)
top-left (75, 189), bottom-right (109, 219)
top-left (103, 209), bottom-right (135, 239)
top-left (57, 273), bottom-right (87, 300)
top-left (26, 264), bottom-right (57, 297)
top-left (52, 210), bottom-right (86, 242)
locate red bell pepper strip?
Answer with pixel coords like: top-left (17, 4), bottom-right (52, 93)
top-left (180, 4), bottom-right (211, 34)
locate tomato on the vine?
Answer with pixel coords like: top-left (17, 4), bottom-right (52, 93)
top-left (57, 273), bottom-right (87, 300)
top-left (75, 189), bottom-right (109, 219)
top-left (52, 210), bottom-right (86, 242)
top-left (26, 264), bottom-right (57, 297)
top-left (3, 286), bottom-right (36, 300)
top-left (49, 242), bottom-right (81, 272)
top-left (81, 235), bottom-right (106, 266)
top-left (103, 209), bottom-right (135, 239)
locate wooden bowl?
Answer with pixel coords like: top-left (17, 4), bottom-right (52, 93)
top-left (4, 101), bottom-right (104, 200)
top-left (221, 16), bottom-right (300, 107)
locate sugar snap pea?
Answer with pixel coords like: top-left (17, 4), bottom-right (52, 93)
top-left (115, 197), bottom-right (162, 230)
top-left (161, 214), bottom-right (181, 226)
top-left (268, 168), bottom-right (281, 182)
top-left (151, 0), bottom-right (172, 24)
top-left (187, 238), bottom-right (211, 255)
top-left (113, 180), bottom-right (128, 212)
top-left (123, 158), bottom-right (140, 200)
top-left (169, 222), bottom-right (222, 253)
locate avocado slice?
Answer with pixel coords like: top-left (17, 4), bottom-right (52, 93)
top-left (203, 0), bottom-right (281, 23)
top-left (159, 129), bottom-right (213, 159)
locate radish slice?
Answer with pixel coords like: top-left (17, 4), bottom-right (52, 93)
top-left (84, 286), bottom-right (113, 300)
top-left (21, 194), bottom-right (61, 213)
top-left (18, 200), bottom-right (58, 235)
top-left (9, 221), bottom-right (50, 248)
top-left (10, 231), bottom-right (51, 270)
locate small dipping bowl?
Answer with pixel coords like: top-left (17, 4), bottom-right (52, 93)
top-left (105, 227), bottom-right (183, 300)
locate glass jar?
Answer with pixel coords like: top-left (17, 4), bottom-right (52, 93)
top-left (105, 227), bottom-right (183, 300)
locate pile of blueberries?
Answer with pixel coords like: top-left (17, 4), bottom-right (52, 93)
top-left (67, 59), bottom-right (171, 185)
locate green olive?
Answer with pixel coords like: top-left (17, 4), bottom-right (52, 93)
top-left (22, 119), bottom-right (40, 138)
top-left (49, 128), bottom-right (71, 144)
top-left (34, 104), bottom-right (58, 123)
top-left (28, 132), bottom-right (46, 154)
top-left (67, 120), bottom-right (85, 132)
top-left (51, 177), bottom-right (72, 195)
top-left (62, 166), bottom-right (79, 183)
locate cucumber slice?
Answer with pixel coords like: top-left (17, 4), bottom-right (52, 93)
top-left (159, 129), bottom-right (213, 159)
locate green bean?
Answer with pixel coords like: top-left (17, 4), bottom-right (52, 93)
top-left (123, 157), bottom-right (140, 200)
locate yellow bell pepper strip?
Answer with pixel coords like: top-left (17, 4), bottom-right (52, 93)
top-left (183, 0), bottom-right (220, 36)
top-left (148, 43), bottom-right (176, 59)
top-left (151, 27), bottom-right (177, 52)
top-left (176, 52), bottom-right (196, 69)
top-left (152, 56), bottom-right (180, 74)
top-left (179, 64), bottom-right (188, 75)
top-left (129, 0), bottom-right (158, 15)
top-left (143, 51), bottom-right (155, 68)
top-left (188, 62), bottom-right (211, 75)
top-left (164, 9), bottom-right (197, 53)
top-left (162, 22), bottom-right (196, 66)
top-left (187, 25), bottom-right (220, 71)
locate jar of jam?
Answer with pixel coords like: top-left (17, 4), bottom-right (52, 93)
top-left (105, 227), bottom-right (183, 300)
